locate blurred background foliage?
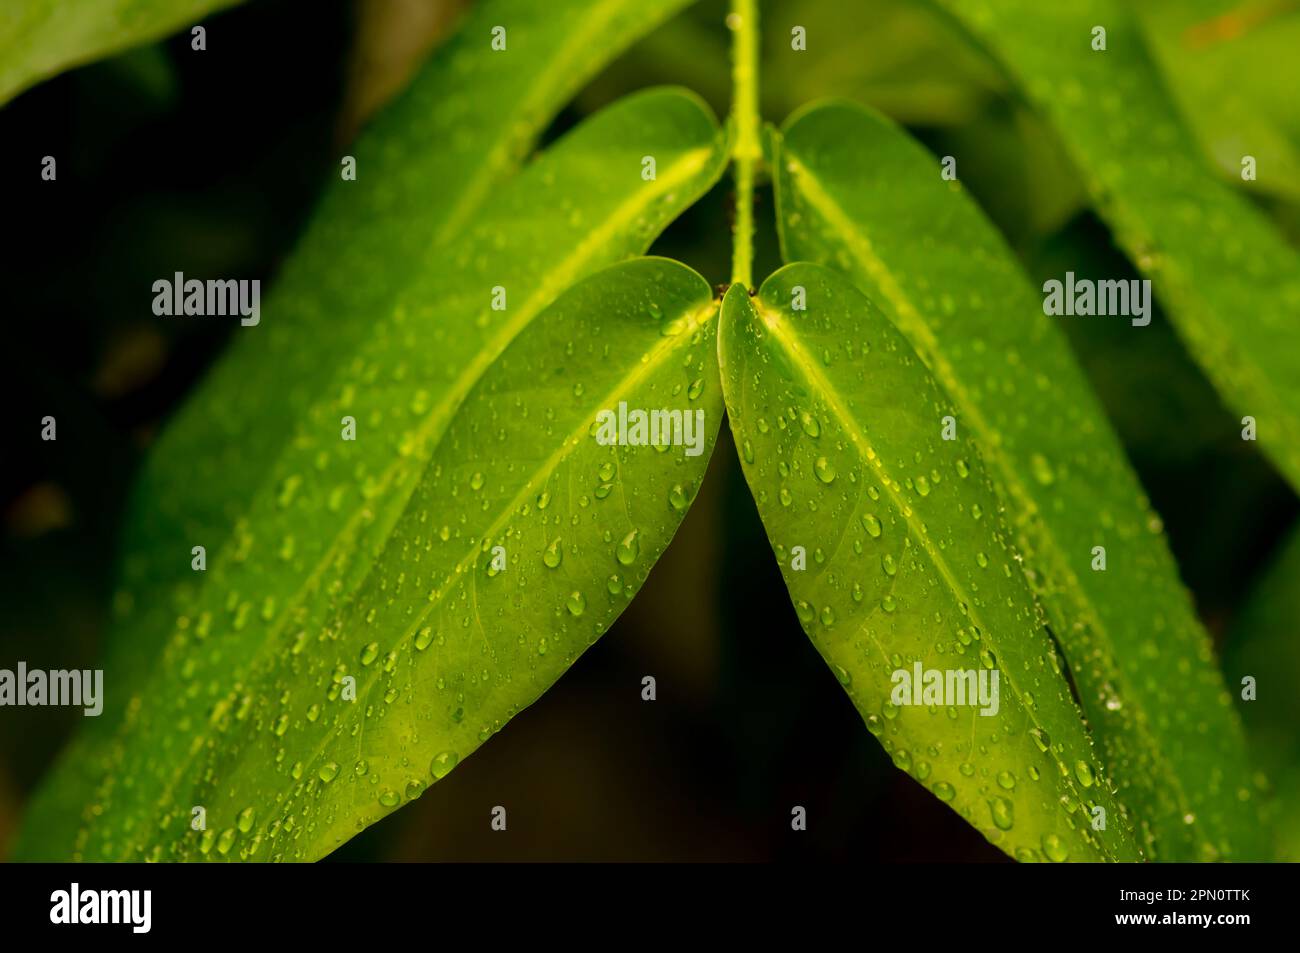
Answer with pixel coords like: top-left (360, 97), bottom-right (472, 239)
top-left (2, 0), bottom-right (1298, 861)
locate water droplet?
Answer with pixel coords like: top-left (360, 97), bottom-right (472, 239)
top-left (1075, 761), bottom-right (1095, 787)
top-left (862, 513), bottom-right (882, 538)
top-left (430, 751), bottom-right (459, 780)
top-left (543, 538), bottom-right (563, 568)
top-left (1030, 453), bottom-right (1056, 486)
top-left (668, 483), bottom-right (688, 512)
top-left (566, 591), bottom-right (587, 617)
top-left (933, 782), bottom-right (956, 802)
top-left (616, 530), bottom-right (640, 565)
top-left (989, 796), bottom-right (1014, 831)
top-left (319, 762), bottom-right (340, 783)
top-left (814, 456), bottom-right (837, 483)
top-left (1041, 833), bottom-right (1069, 862)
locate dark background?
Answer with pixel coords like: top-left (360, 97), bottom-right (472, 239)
top-left (2, 0), bottom-right (1297, 861)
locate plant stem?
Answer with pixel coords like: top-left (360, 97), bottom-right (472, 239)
top-left (729, 0), bottom-right (761, 291)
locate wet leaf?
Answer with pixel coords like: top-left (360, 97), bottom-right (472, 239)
top-left (929, 0), bottom-right (1300, 495)
top-left (719, 265), bottom-right (1143, 862)
top-left (101, 0), bottom-right (710, 719)
top-left (14, 83), bottom-right (727, 859)
top-left (34, 257), bottom-right (721, 861)
top-left (773, 100), bottom-right (1264, 861)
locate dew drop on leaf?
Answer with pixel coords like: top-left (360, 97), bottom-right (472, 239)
top-left (616, 530), bottom-right (641, 565)
top-left (430, 751), bottom-right (459, 780)
top-left (989, 796), bottom-right (1015, 831)
top-left (1041, 833), bottom-right (1069, 862)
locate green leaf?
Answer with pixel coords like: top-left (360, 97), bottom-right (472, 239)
top-left (103, 0), bottom-right (707, 715)
top-left (1135, 0), bottom-right (1300, 203)
top-left (50, 256), bottom-right (721, 862)
top-left (927, 0), bottom-right (1300, 496)
top-left (14, 86), bottom-right (728, 860)
top-left (1225, 522), bottom-right (1300, 860)
top-left (719, 266), bottom-right (1143, 862)
top-left (0, 0), bottom-right (243, 105)
top-left (773, 100), bottom-right (1264, 861)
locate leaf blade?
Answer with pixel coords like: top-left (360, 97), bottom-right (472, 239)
top-left (774, 99), bottom-right (1264, 861)
top-left (927, 0), bottom-right (1300, 496)
top-left (15, 85), bottom-right (727, 860)
top-left (61, 257), bottom-right (722, 862)
top-left (720, 266), bottom-right (1143, 862)
top-left (0, 0), bottom-right (242, 105)
top-left (105, 0), bottom-right (706, 708)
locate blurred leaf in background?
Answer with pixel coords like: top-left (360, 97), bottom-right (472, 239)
top-left (1136, 0), bottom-right (1300, 205)
top-left (1225, 523), bottom-right (1300, 861)
top-left (0, 0), bottom-right (243, 104)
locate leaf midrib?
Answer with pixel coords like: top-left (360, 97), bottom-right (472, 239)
top-left (782, 147), bottom-right (1196, 852)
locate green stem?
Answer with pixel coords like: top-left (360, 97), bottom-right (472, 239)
top-left (729, 0), bottom-right (761, 290)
